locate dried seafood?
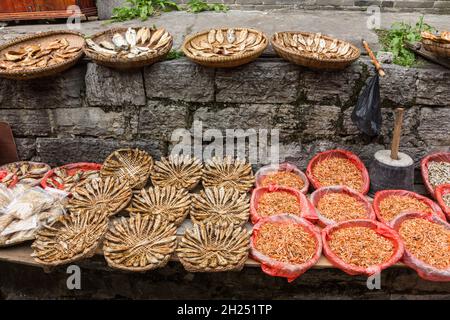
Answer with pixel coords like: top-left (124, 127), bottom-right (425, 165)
top-left (126, 186), bottom-right (191, 226)
top-left (317, 193), bottom-right (367, 222)
top-left (101, 148), bottom-right (153, 189)
top-left (256, 191), bottom-right (301, 218)
top-left (379, 195), bottom-right (433, 223)
top-left (31, 212), bottom-right (108, 266)
top-left (254, 222), bottom-right (317, 265)
top-left (328, 226), bottom-right (394, 268)
top-left (202, 156), bottom-right (254, 193)
top-left (0, 38), bottom-right (81, 71)
top-left (103, 214), bottom-right (177, 272)
top-left (184, 28), bottom-right (266, 58)
top-left (273, 32), bottom-right (357, 59)
top-left (428, 161), bottom-right (450, 188)
top-left (260, 171), bottom-right (305, 190)
top-left (443, 194), bottom-right (450, 208)
top-left (421, 31), bottom-right (450, 44)
top-left (0, 162), bottom-right (49, 187)
top-left (312, 157), bottom-right (363, 191)
top-left (67, 177), bottom-right (132, 217)
top-left (44, 167), bottom-right (100, 192)
top-left (151, 155), bottom-right (203, 190)
top-left (85, 27), bottom-right (171, 59)
top-left (399, 218), bottom-right (449, 269)
top-left (177, 222), bottom-right (251, 272)
top-left (191, 187), bottom-right (250, 226)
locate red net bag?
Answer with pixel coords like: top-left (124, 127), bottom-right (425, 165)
top-left (421, 152), bottom-right (450, 199)
top-left (41, 162), bottom-right (102, 191)
top-left (322, 219), bottom-right (404, 276)
top-left (0, 170), bottom-right (18, 188)
top-left (250, 185), bottom-right (317, 224)
top-left (310, 186), bottom-right (375, 227)
top-left (435, 184), bottom-right (450, 220)
top-left (250, 214), bottom-right (322, 282)
top-left (306, 149), bottom-right (370, 195)
top-left (255, 162), bottom-right (309, 194)
top-left (391, 212), bottom-right (450, 282)
top-left (373, 190), bottom-right (446, 225)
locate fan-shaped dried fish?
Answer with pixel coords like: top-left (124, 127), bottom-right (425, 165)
top-left (202, 156), bottom-right (254, 193)
top-left (67, 176), bottom-right (132, 217)
top-left (127, 186), bottom-right (191, 226)
top-left (101, 148), bottom-right (153, 190)
top-left (177, 222), bottom-right (251, 272)
top-left (151, 155), bottom-right (203, 190)
top-left (103, 214), bottom-right (177, 272)
top-left (31, 211), bottom-right (108, 266)
top-left (191, 187), bottom-right (250, 226)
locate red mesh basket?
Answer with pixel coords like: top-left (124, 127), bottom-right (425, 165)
top-left (310, 186), bottom-right (376, 227)
top-left (435, 184), bottom-right (450, 221)
top-left (306, 149), bottom-right (370, 195)
top-left (255, 162), bottom-right (309, 194)
top-left (322, 219), bottom-right (404, 276)
top-left (373, 189), bottom-right (446, 225)
top-left (41, 162), bottom-right (102, 190)
top-left (421, 152), bottom-right (450, 199)
top-left (250, 185), bottom-right (317, 224)
top-left (250, 214), bottom-right (322, 282)
top-left (391, 212), bottom-right (450, 282)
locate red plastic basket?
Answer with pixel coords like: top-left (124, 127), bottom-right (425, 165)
top-left (435, 184), bottom-right (450, 221)
top-left (41, 162), bottom-right (102, 190)
top-left (255, 162), bottom-right (309, 194)
top-left (421, 152), bottom-right (450, 199)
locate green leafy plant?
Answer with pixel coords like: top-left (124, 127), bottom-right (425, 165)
top-left (377, 16), bottom-right (435, 67)
top-left (111, 0), bottom-right (180, 22)
top-left (166, 49), bottom-right (185, 60)
top-left (186, 0), bottom-right (229, 13)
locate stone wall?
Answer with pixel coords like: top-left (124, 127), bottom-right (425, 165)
top-left (0, 57), bottom-right (449, 181)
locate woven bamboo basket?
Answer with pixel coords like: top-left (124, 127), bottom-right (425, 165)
top-left (83, 27), bottom-right (173, 70)
top-left (421, 39), bottom-right (450, 58)
top-left (271, 31), bottom-right (360, 70)
top-left (182, 28), bottom-right (268, 68)
top-left (0, 30), bottom-right (84, 80)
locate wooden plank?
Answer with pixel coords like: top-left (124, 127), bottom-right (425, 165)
top-left (406, 41), bottom-right (450, 70)
top-left (0, 8), bottom-right (97, 21)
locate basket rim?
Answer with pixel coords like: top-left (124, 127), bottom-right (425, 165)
top-left (421, 38), bottom-right (450, 48)
top-left (0, 30), bottom-right (85, 78)
top-left (182, 27), bottom-right (268, 64)
top-left (83, 26), bottom-right (173, 65)
top-left (271, 31), bottom-right (361, 64)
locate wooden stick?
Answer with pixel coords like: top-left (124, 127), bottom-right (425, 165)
top-left (390, 108), bottom-right (405, 160)
top-left (362, 40), bottom-right (386, 77)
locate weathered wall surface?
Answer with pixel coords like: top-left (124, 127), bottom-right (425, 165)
top-left (1, 57), bottom-right (449, 182)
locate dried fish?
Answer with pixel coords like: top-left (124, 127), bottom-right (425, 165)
top-left (151, 155), bottom-right (203, 190)
top-left (125, 27), bottom-right (137, 47)
top-left (0, 161), bottom-right (50, 187)
top-left (112, 33), bottom-right (128, 50)
top-left (99, 40), bottom-right (116, 50)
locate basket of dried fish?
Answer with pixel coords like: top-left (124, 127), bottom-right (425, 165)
top-left (0, 161), bottom-right (50, 188)
top-left (151, 155), bottom-right (203, 190)
top-left (126, 186), bottom-right (191, 227)
top-left (421, 31), bottom-right (450, 58)
top-left (0, 30), bottom-right (84, 80)
top-left (103, 214), bottom-right (177, 272)
top-left (271, 32), bottom-right (360, 70)
top-left (84, 27), bottom-right (173, 70)
top-left (101, 148), bottom-right (153, 190)
top-left (435, 184), bottom-right (450, 220)
top-left (182, 28), bottom-right (268, 68)
top-left (41, 162), bottom-right (102, 193)
top-left (177, 222), bottom-right (251, 272)
top-left (31, 211), bottom-right (108, 267)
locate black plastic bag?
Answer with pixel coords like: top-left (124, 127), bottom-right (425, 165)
top-left (351, 74), bottom-right (382, 136)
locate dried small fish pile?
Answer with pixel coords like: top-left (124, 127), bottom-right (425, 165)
top-left (379, 195), bottom-right (433, 223)
top-left (31, 212), bottom-right (108, 266)
top-left (260, 171), bottom-right (305, 190)
top-left (257, 191), bottom-right (301, 218)
top-left (202, 156), bottom-right (254, 193)
top-left (312, 157), bottom-right (363, 191)
top-left (428, 161), bottom-right (450, 188)
top-left (151, 155), bottom-right (203, 190)
top-left (254, 222), bottom-right (317, 265)
top-left (0, 38), bottom-right (81, 71)
top-left (0, 162), bottom-right (49, 187)
top-left (185, 28), bottom-right (266, 58)
top-left (126, 186), bottom-right (191, 226)
top-left (44, 168), bottom-right (99, 192)
top-left (328, 226), bottom-right (394, 268)
top-left (273, 32), bottom-right (356, 59)
top-left (67, 177), bottom-right (132, 218)
top-left (177, 222), bottom-right (251, 272)
top-left (103, 214), bottom-right (177, 272)
top-left (399, 218), bottom-right (450, 270)
top-left (191, 187), bottom-right (250, 226)
top-left (85, 27), bottom-right (171, 59)
top-left (421, 31), bottom-right (450, 44)
top-left (317, 193), bottom-right (367, 222)
top-left (101, 148), bottom-right (153, 190)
